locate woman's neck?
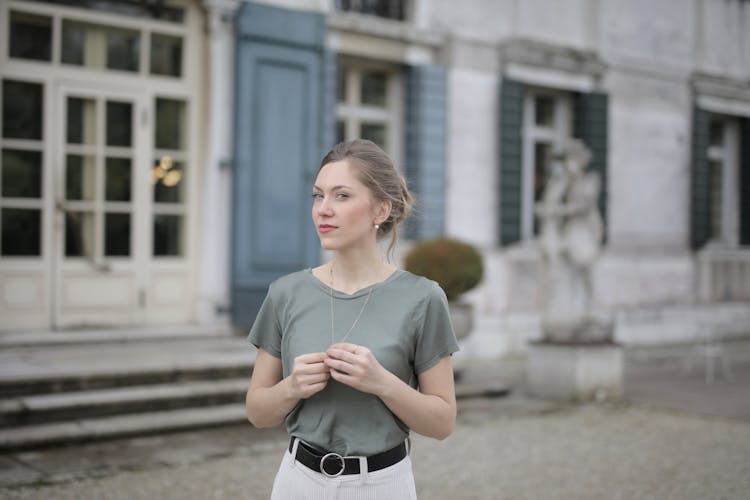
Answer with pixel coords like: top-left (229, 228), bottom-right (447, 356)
top-left (328, 246), bottom-right (394, 293)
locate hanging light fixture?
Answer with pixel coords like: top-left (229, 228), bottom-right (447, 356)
top-left (151, 154), bottom-right (182, 187)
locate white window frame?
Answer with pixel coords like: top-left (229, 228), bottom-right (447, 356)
top-left (0, 79), bottom-right (46, 260)
top-left (521, 87), bottom-right (572, 240)
top-left (335, 58), bottom-right (404, 166)
top-left (707, 115), bottom-right (740, 248)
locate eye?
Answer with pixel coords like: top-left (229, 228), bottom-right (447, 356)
top-left (312, 193), bottom-right (323, 200)
top-left (335, 192), bottom-right (349, 200)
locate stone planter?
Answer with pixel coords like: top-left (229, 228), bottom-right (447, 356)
top-left (449, 301), bottom-right (474, 342)
top-left (526, 341), bottom-right (623, 401)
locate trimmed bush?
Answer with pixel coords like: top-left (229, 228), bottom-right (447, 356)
top-left (404, 238), bottom-right (484, 301)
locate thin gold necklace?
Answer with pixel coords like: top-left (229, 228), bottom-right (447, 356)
top-left (329, 264), bottom-right (373, 345)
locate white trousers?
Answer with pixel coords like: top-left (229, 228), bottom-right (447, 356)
top-left (269, 439), bottom-right (418, 500)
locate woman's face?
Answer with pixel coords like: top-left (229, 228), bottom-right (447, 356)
top-left (312, 160), bottom-right (386, 252)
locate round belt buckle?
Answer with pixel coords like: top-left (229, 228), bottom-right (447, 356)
top-left (320, 452), bottom-right (345, 477)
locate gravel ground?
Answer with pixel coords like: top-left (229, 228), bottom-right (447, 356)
top-left (4, 400), bottom-right (749, 500)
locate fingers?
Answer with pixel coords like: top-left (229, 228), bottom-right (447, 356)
top-left (329, 343), bottom-right (359, 353)
top-left (298, 372), bottom-right (330, 386)
top-left (292, 371), bottom-right (329, 399)
top-left (291, 352), bottom-right (331, 399)
top-left (325, 347), bottom-right (358, 363)
top-left (296, 352), bottom-right (328, 363)
top-left (294, 352), bottom-right (329, 373)
top-left (296, 360), bottom-right (329, 375)
top-left (327, 344), bottom-right (372, 361)
top-left (323, 356), bottom-right (355, 375)
top-left (329, 367), bottom-right (355, 385)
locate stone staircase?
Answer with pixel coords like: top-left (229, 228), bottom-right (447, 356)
top-left (0, 329), bottom-right (254, 450)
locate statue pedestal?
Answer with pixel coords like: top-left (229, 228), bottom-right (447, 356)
top-left (526, 341), bottom-right (623, 401)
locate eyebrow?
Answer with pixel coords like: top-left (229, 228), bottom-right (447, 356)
top-left (312, 184), bottom-right (353, 191)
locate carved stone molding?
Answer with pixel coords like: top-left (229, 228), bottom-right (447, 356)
top-left (500, 38), bottom-right (606, 78)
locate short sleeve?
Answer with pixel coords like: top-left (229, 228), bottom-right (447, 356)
top-left (246, 285), bottom-right (282, 358)
top-left (414, 282), bottom-right (460, 374)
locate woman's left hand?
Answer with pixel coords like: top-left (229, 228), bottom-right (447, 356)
top-left (324, 343), bottom-right (393, 396)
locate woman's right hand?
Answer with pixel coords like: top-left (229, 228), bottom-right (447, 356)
top-left (287, 352), bottom-right (330, 399)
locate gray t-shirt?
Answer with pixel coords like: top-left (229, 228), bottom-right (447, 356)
top-left (247, 268), bottom-right (459, 456)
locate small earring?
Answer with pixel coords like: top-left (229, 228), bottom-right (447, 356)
top-left (374, 224), bottom-right (380, 229)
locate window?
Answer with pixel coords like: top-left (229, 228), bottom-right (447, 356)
top-left (522, 89), bottom-right (572, 238)
top-left (62, 95), bottom-right (134, 258)
top-left (7, 7), bottom-right (184, 79)
top-left (336, 60), bottom-right (402, 160)
top-left (9, 10), bottom-right (52, 61)
top-left (150, 33), bottom-right (183, 77)
top-left (152, 97), bottom-right (187, 256)
top-left (61, 20), bottom-right (140, 72)
top-left (1, 79), bottom-right (44, 257)
top-left (24, 0), bottom-right (184, 23)
top-left (334, 0), bottom-right (406, 21)
top-left (706, 115), bottom-right (740, 246)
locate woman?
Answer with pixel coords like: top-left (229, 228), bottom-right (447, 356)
top-left (246, 139), bottom-right (459, 499)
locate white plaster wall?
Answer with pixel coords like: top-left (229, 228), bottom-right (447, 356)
top-left (697, 0), bottom-right (750, 79)
top-left (614, 302), bottom-right (750, 344)
top-left (606, 70), bottom-right (692, 252)
top-left (426, 0), bottom-right (515, 42)
top-left (515, 0), bottom-right (593, 49)
top-left (445, 68), bottom-right (498, 247)
top-left (593, 251), bottom-right (695, 308)
top-left (466, 249), bottom-right (512, 315)
top-left (600, 0), bottom-right (695, 71)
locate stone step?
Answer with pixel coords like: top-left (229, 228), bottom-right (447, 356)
top-left (0, 360), bottom-right (252, 398)
top-left (0, 382), bottom-right (511, 451)
top-left (0, 325), bottom-right (233, 348)
top-left (0, 378), bottom-right (249, 426)
top-left (0, 337), bottom-right (254, 398)
top-left (0, 404), bottom-right (248, 451)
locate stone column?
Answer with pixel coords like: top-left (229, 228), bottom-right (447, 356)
top-left (196, 0), bottom-right (240, 327)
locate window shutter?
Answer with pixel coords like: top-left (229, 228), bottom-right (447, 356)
top-left (405, 64), bottom-right (447, 239)
top-left (498, 77), bottom-right (524, 245)
top-left (574, 91), bottom-right (609, 243)
top-left (740, 117), bottom-right (750, 246)
top-left (321, 49), bottom-right (337, 157)
top-left (690, 107), bottom-right (711, 250)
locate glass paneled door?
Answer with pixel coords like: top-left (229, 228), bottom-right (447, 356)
top-left (54, 86), bottom-right (147, 327)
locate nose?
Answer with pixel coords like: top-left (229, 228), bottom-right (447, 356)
top-left (316, 196), bottom-right (333, 216)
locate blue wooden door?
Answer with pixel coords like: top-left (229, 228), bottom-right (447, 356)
top-left (232, 3), bottom-right (325, 328)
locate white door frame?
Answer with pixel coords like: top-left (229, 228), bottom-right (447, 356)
top-left (52, 81), bottom-right (150, 328)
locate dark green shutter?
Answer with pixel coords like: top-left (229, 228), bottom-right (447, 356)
top-left (499, 77), bottom-right (524, 245)
top-left (690, 107), bottom-right (711, 250)
top-left (574, 91), bottom-right (609, 243)
top-left (405, 64), bottom-right (447, 239)
top-left (740, 118), bottom-right (750, 246)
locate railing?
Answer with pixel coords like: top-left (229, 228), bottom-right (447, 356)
top-left (697, 247), bottom-right (750, 301)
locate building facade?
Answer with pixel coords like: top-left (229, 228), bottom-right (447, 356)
top-left (1, 0), bottom-right (748, 354)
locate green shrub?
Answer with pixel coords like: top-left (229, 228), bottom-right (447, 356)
top-left (404, 238), bottom-right (484, 301)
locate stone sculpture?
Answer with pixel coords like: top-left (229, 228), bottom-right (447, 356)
top-left (535, 139), bottom-right (610, 342)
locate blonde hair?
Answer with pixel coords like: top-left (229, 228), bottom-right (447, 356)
top-left (319, 139), bottom-right (413, 261)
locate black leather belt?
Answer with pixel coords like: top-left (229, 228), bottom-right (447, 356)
top-left (289, 438), bottom-right (407, 477)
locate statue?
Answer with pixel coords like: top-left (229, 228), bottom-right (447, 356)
top-left (535, 139), bottom-right (610, 343)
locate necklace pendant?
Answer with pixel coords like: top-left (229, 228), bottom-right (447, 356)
top-left (329, 265), bottom-right (374, 345)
